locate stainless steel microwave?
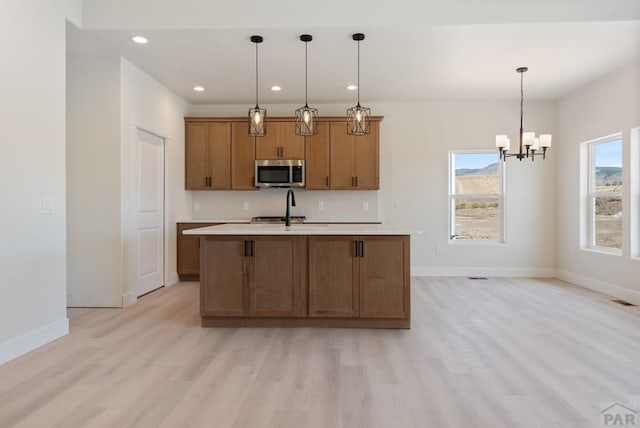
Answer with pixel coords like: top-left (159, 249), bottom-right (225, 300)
top-left (255, 159), bottom-right (305, 188)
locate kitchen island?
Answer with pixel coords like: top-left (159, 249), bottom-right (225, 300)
top-left (183, 224), bottom-right (412, 328)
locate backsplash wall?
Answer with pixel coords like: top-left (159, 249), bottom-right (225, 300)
top-left (190, 189), bottom-right (379, 221)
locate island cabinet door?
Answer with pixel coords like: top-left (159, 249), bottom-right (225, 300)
top-left (200, 237), bottom-right (248, 316)
top-left (248, 236), bottom-right (307, 317)
top-left (308, 236), bottom-right (359, 317)
top-left (358, 236), bottom-right (409, 319)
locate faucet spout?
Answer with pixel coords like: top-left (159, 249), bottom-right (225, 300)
top-left (285, 189), bottom-right (296, 227)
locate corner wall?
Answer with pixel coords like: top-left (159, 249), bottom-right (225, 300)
top-left (0, 1), bottom-right (82, 364)
top-left (556, 58), bottom-right (640, 303)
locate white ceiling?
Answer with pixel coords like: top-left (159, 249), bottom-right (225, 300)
top-left (69, 1), bottom-right (640, 105)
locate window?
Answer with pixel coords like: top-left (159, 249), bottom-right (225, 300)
top-left (586, 136), bottom-right (623, 252)
top-left (449, 151), bottom-right (504, 242)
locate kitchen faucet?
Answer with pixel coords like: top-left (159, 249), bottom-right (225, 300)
top-left (285, 188), bottom-right (296, 227)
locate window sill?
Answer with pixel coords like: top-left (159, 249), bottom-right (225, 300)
top-left (449, 240), bottom-right (505, 246)
top-left (580, 247), bottom-right (622, 257)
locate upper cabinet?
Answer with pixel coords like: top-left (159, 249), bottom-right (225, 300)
top-left (185, 121), bottom-right (231, 190)
top-left (255, 122), bottom-right (305, 160)
top-left (185, 116), bottom-right (381, 191)
top-left (330, 121), bottom-right (379, 190)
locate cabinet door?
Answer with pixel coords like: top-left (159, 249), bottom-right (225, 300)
top-left (254, 122), bottom-right (280, 159)
top-left (359, 236), bottom-right (409, 318)
top-left (177, 222), bottom-right (218, 277)
top-left (353, 121), bottom-right (379, 189)
top-left (308, 236), bottom-right (359, 317)
top-left (329, 122), bottom-right (355, 189)
top-left (305, 122), bottom-right (329, 189)
top-left (200, 237), bottom-right (248, 316)
top-left (249, 236), bottom-right (306, 317)
top-left (279, 122), bottom-right (305, 159)
top-left (231, 122), bottom-right (257, 190)
top-left (208, 123), bottom-right (231, 189)
top-left (185, 122), bottom-right (209, 189)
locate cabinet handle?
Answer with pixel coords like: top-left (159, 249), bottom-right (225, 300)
top-left (351, 176), bottom-right (355, 187)
top-left (355, 176), bottom-right (358, 187)
top-left (325, 176), bottom-right (329, 187)
top-left (250, 241), bottom-right (254, 257)
top-left (244, 240), bottom-right (250, 257)
top-left (360, 241), bottom-right (365, 258)
top-left (353, 240), bottom-right (359, 258)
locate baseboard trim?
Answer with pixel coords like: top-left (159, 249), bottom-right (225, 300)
top-left (122, 291), bottom-right (136, 307)
top-left (411, 266), bottom-right (557, 278)
top-left (166, 272), bottom-right (179, 287)
top-left (557, 270), bottom-right (640, 306)
top-left (0, 318), bottom-right (69, 365)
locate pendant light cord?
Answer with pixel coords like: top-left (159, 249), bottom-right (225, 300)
top-left (304, 41), bottom-right (308, 106)
top-left (357, 39), bottom-right (361, 106)
top-left (255, 42), bottom-right (259, 107)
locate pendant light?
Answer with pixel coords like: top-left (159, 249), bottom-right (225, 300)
top-left (295, 34), bottom-right (318, 136)
top-left (249, 35), bottom-right (266, 137)
top-left (496, 67), bottom-right (551, 161)
top-left (347, 33), bottom-right (371, 136)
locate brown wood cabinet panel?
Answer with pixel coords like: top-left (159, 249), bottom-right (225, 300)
top-left (254, 124), bottom-right (280, 160)
top-left (279, 122), bottom-right (305, 159)
top-left (249, 236), bottom-right (306, 317)
top-left (308, 236), bottom-right (359, 317)
top-left (305, 122), bottom-right (329, 189)
top-left (185, 122), bottom-right (209, 189)
top-left (177, 222), bottom-right (219, 279)
top-left (200, 237), bottom-right (247, 316)
top-left (359, 236), bottom-right (409, 318)
top-left (208, 123), bottom-right (231, 189)
top-left (353, 121), bottom-right (379, 189)
top-left (231, 122), bottom-right (256, 190)
top-left (329, 122), bottom-right (355, 189)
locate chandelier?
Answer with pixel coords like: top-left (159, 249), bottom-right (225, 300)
top-left (496, 67), bottom-right (551, 161)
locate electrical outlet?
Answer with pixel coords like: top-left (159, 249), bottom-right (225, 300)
top-left (243, 201), bottom-right (249, 211)
top-left (318, 201), bottom-right (325, 210)
top-left (193, 202), bottom-right (200, 211)
top-left (362, 202), bottom-right (369, 211)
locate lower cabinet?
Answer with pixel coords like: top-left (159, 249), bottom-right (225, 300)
top-left (177, 223), bottom-right (219, 280)
top-left (199, 234), bottom-right (410, 328)
top-left (309, 235), bottom-right (409, 319)
top-left (199, 235), bottom-right (306, 317)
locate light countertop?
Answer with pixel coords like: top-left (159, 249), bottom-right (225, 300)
top-left (178, 219), bottom-right (382, 224)
top-left (183, 223), bottom-right (418, 236)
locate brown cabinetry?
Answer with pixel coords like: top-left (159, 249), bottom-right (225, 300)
top-left (304, 122), bottom-right (330, 190)
top-left (199, 235), bottom-right (307, 318)
top-left (177, 222), bottom-right (219, 280)
top-left (329, 121), bottom-right (379, 190)
top-left (308, 235), bottom-right (408, 319)
top-left (185, 122), bottom-right (230, 190)
top-left (231, 122), bottom-right (257, 190)
top-left (255, 122), bottom-right (305, 160)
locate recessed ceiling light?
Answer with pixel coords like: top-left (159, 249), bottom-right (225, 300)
top-left (346, 84), bottom-right (357, 91)
top-left (131, 35), bottom-right (148, 44)
top-left (193, 86), bottom-right (205, 92)
top-left (270, 86), bottom-right (282, 92)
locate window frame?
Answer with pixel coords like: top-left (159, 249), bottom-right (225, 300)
top-left (448, 150), bottom-right (506, 244)
top-left (585, 134), bottom-right (623, 254)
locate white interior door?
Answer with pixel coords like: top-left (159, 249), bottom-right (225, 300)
top-left (135, 129), bottom-right (165, 297)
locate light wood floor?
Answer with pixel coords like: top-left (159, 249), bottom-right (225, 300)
top-left (1, 277), bottom-right (639, 428)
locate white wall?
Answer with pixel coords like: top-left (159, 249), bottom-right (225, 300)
top-left (188, 100), bottom-right (557, 275)
top-left (121, 59), bottom-right (190, 304)
top-left (556, 58), bottom-right (640, 303)
top-left (67, 53), bottom-right (123, 307)
top-left (0, 0), bottom-right (82, 364)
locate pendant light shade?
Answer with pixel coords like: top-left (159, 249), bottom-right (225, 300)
top-left (347, 33), bottom-right (371, 136)
top-left (249, 35), bottom-right (266, 137)
top-left (295, 34), bottom-right (318, 136)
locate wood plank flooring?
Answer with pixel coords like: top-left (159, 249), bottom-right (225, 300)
top-left (1, 277), bottom-right (639, 427)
